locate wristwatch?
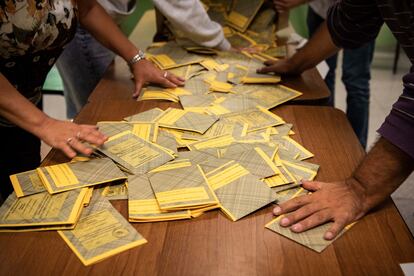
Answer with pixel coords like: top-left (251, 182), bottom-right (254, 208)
top-left (128, 50), bottom-right (146, 66)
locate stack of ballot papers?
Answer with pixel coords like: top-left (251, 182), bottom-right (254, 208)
top-left (0, 0), bottom-right (345, 264)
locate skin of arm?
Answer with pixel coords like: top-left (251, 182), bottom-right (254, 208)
top-left (273, 137), bottom-right (414, 240)
top-left (77, 0), bottom-right (185, 97)
top-left (0, 74), bottom-right (107, 158)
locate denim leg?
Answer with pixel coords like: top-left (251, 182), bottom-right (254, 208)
top-left (342, 41), bottom-right (375, 149)
top-left (56, 24), bottom-right (115, 118)
top-left (307, 7), bottom-right (338, 106)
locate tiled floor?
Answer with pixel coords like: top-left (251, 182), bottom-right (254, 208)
top-left (41, 14), bottom-right (414, 235)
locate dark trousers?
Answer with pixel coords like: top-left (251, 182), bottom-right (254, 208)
top-left (307, 7), bottom-right (375, 149)
top-left (0, 126), bottom-right (41, 201)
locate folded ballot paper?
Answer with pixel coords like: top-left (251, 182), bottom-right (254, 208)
top-left (0, 188), bottom-right (89, 231)
top-left (202, 161), bottom-right (277, 221)
top-left (10, 169), bottom-right (46, 198)
top-left (266, 188), bottom-right (355, 253)
top-left (37, 158), bottom-right (126, 194)
top-left (155, 108), bottom-right (218, 134)
top-left (220, 106), bottom-right (285, 132)
top-left (128, 174), bottom-right (191, 222)
top-left (226, 0), bottom-right (264, 32)
top-left (97, 131), bottom-right (175, 175)
top-left (58, 192), bottom-right (147, 266)
top-left (148, 164), bottom-right (219, 211)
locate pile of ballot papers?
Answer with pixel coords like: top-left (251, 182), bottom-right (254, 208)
top-left (0, 0), bottom-right (351, 266)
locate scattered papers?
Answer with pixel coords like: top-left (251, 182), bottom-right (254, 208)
top-left (58, 193), bottom-right (147, 266)
top-left (37, 158), bottom-right (126, 194)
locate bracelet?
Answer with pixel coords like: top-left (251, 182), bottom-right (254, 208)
top-left (128, 50), bottom-right (146, 66)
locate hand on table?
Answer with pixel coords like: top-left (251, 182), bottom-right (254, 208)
top-left (38, 118), bottom-right (108, 159)
top-left (273, 0), bottom-right (307, 13)
top-left (257, 58), bottom-right (302, 75)
top-left (130, 59), bottom-right (185, 98)
top-left (273, 179), bottom-right (367, 240)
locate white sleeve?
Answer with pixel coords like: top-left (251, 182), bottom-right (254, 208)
top-left (152, 0), bottom-right (231, 50)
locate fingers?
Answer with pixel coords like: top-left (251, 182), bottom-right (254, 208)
top-left (275, 194), bottom-right (311, 215)
top-left (289, 209), bottom-right (332, 233)
top-left (67, 137), bottom-right (93, 156)
top-left (278, 203), bottom-right (321, 227)
top-left (264, 60), bottom-right (277, 66)
top-left (301, 180), bottom-right (324, 191)
top-left (257, 64), bottom-right (280, 74)
top-left (77, 125), bottom-right (107, 146)
top-left (60, 143), bottom-right (77, 159)
top-left (168, 73), bottom-right (185, 86)
top-left (133, 80), bottom-right (144, 98)
top-left (159, 76), bottom-right (177, 88)
top-left (324, 219), bottom-right (348, 240)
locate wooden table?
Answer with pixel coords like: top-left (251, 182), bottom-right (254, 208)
top-left (1, 100), bottom-right (413, 275)
top-left (87, 57), bottom-right (330, 105)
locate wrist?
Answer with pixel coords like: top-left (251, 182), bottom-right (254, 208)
top-left (127, 50), bottom-right (146, 67)
top-left (345, 176), bottom-right (372, 215)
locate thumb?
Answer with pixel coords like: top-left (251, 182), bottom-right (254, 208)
top-left (133, 80), bottom-right (143, 98)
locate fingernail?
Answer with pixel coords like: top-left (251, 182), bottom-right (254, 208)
top-left (273, 206), bottom-right (282, 215)
top-left (324, 231), bottom-right (334, 240)
top-left (291, 223), bottom-right (302, 232)
top-left (280, 217), bottom-right (290, 226)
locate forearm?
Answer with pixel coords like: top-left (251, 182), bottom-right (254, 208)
top-left (351, 137), bottom-right (414, 213)
top-left (0, 74), bottom-right (49, 137)
top-left (290, 21), bottom-right (339, 73)
top-left (78, 0), bottom-right (138, 62)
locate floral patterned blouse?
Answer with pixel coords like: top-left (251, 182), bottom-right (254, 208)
top-left (0, 0), bottom-right (77, 126)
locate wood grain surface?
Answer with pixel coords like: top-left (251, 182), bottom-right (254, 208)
top-left (1, 102), bottom-right (413, 276)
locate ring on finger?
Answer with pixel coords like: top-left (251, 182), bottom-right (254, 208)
top-left (163, 71), bottom-right (168, 78)
top-left (66, 137), bottom-right (74, 144)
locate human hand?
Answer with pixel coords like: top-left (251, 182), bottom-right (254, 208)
top-left (257, 58), bottom-right (302, 75)
top-left (273, 0), bottom-right (307, 13)
top-left (37, 118), bottom-right (108, 159)
top-left (273, 179), bottom-right (367, 240)
top-left (130, 59), bottom-right (185, 98)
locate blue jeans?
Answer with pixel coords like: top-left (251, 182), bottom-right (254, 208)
top-left (56, 24), bottom-right (115, 118)
top-left (307, 7), bottom-right (375, 149)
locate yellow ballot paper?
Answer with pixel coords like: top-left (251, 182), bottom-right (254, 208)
top-left (266, 188), bottom-right (354, 253)
top-left (98, 182), bottom-right (128, 200)
top-left (58, 193), bottom-right (147, 266)
top-left (124, 107), bottom-right (164, 122)
top-left (148, 41), bottom-right (204, 69)
top-left (181, 121), bottom-right (246, 141)
top-left (128, 174), bottom-right (191, 222)
top-left (138, 86), bottom-right (192, 102)
top-left (98, 131), bottom-right (175, 175)
top-left (203, 161), bottom-right (277, 221)
top-left (149, 165), bottom-right (219, 211)
top-left (271, 136), bottom-right (314, 160)
top-left (227, 0), bottom-right (264, 32)
top-left (155, 108), bottom-right (218, 134)
top-left (220, 146), bottom-right (279, 179)
top-left (9, 169), bottom-right (45, 198)
top-left (220, 106), bottom-right (285, 132)
top-left (0, 188), bottom-right (88, 228)
top-left (96, 121), bottom-right (133, 138)
top-left (37, 158), bottom-right (127, 194)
